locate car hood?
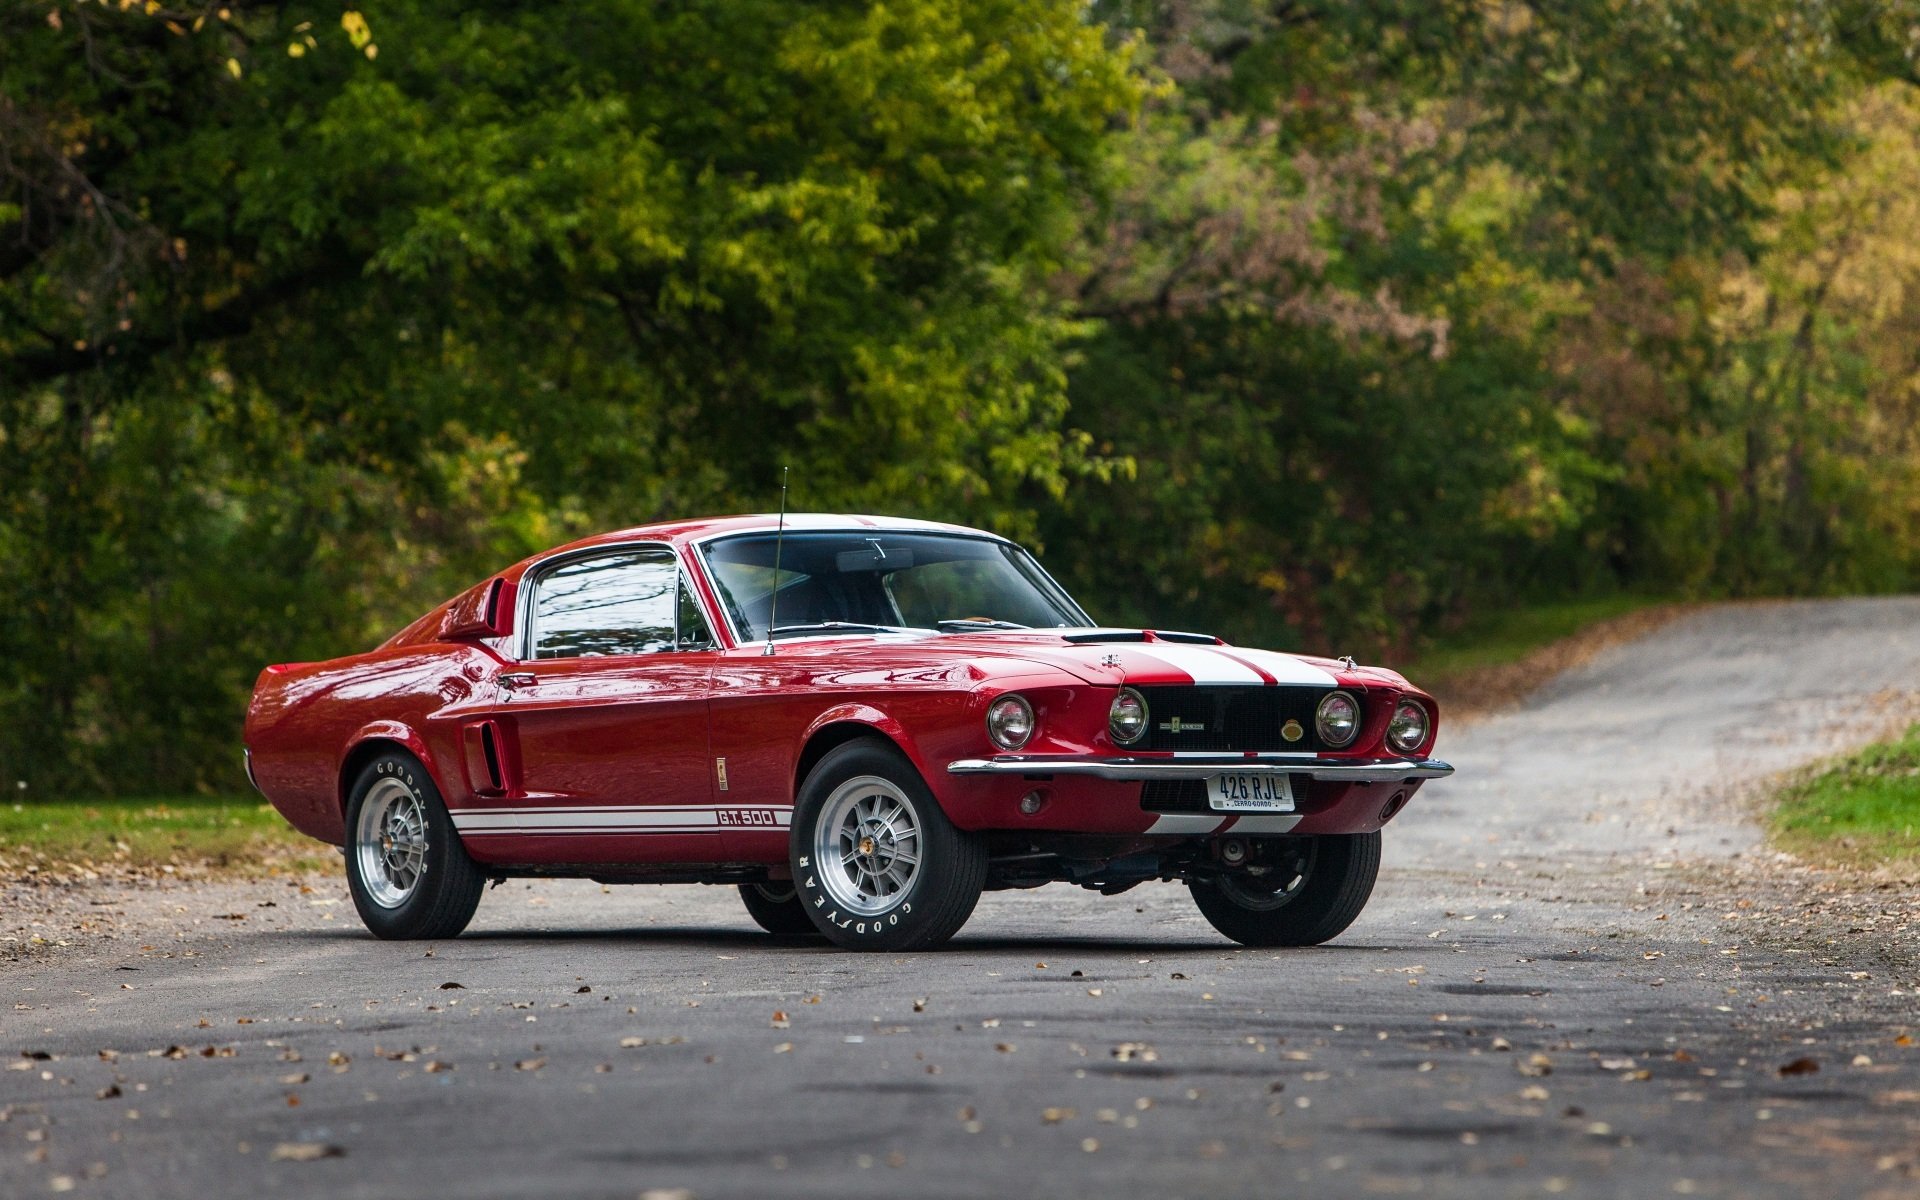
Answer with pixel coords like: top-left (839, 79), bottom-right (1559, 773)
top-left (817, 629), bottom-right (1402, 690)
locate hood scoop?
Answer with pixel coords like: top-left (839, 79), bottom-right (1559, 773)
top-left (1061, 628), bottom-right (1224, 646)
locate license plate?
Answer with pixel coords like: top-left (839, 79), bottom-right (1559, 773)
top-left (1206, 773), bottom-right (1295, 812)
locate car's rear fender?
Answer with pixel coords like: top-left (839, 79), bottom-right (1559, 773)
top-left (335, 721), bottom-right (455, 835)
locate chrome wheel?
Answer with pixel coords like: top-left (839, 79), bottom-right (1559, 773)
top-left (354, 777), bottom-right (428, 909)
top-left (813, 775), bottom-right (921, 917)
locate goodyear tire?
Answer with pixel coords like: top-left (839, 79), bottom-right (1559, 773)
top-left (344, 751), bottom-right (486, 940)
top-left (790, 740), bottom-right (986, 951)
top-left (737, 882), bottom-right (821, 937)
top-left (1187, 832), bottom-right (1380, 947)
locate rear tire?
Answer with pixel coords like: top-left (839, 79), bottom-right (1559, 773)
top-left (344, 752), bottom-right (485, 940)
top-left (737, 883), bottom-right (821, 936)
top-left (790, 739), bottom-right (985, 951)
top-left (1187, 832), bottom-right (1380, 947)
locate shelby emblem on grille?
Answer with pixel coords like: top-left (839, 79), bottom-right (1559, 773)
top-left (1158, 717), bottom-right (1206, 733)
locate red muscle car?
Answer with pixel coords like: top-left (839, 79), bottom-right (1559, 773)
top-left (244, 514), bottom-right (1452, 950)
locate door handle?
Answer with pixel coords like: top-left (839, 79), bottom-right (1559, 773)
top-left (500, 672), bottom-right (538, 690)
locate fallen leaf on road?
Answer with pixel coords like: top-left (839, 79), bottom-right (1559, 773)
top-left (514, 1058), bottom-right (546, 1071)
top-left (1112, 1043), bottom-right (1158, 1063)
top-left (1519, 1054), bottom-right (1553, 1077)
top-left (771, 1011), bottom-right (790, 1029)
top-left (1042, 1107), bottom-right (1077, 1123)
top-left (95, 1085), bottom-right (120, 1100)
top-left (995, 1043), bottom-right (1016, 1053)
top-left (1778, 1057), bottom-right (1820, 1077)
top-left (279, 1073), bottom-right (309, 1085)
top-left (270, 1142), bottom-right (343, 1162)
top-left (619, 1037), bottom-right (647, 1048)
top-left (575, 986), bottom-right (591, 994)
top-left (438, 982), bottom-right (464, 991)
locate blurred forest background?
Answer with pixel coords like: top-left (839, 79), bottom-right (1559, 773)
top-left (5, 0), bottom-right (1920, 795)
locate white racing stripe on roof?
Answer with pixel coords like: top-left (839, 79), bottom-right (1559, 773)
top-left (1131, 644), bottom-right (1269, 685)
top-left (1220, 648), bottom-right (1340, 687)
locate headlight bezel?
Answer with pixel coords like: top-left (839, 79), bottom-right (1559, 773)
top-left (1108, 686), bottom-right (1148, 746)
top-left (1314, 689), bottom-right (1362, 749)
top-left (1386, 698), bottom-right (1431, 754)
top-left (986, 694), bottom-right (1036, 751)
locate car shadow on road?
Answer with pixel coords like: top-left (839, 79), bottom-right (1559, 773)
top-left (271, 924), bottom-right (1394, 956)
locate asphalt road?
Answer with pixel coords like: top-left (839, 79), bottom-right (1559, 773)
top-left (7, 598), bottom-right (1920, 1199)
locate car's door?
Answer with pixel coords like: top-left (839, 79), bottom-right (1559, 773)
top-left (471, 546), bottom-right (721, 865)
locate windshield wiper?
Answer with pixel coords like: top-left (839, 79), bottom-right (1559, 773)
top-left (936, 618), bottom-right (1031, 631)
top-left (768, 621), bottom-right (905, 639)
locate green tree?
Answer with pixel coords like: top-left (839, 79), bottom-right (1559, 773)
top-left (0, 1), bottom-right (1142, 793)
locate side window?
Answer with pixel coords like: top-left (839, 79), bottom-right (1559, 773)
top-left (531, 551), bottom-right (677, 659)
top-left (676, 577), bottom-right (715, 650)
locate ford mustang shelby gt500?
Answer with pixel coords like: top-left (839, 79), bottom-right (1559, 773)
top-left (244, 514), bottom-right (1452, 950)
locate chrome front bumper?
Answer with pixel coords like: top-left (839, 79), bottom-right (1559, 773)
top-left (946, 755), bottom-right (1454, 784)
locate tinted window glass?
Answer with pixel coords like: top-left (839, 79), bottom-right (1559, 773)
top-left (532, 551), bottom-right (677, 659)
top-left (703, 532), bottom-right (1090, 641)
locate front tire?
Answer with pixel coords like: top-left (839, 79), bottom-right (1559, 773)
top-left (1187, 832), bottom-right (1380, 947)
top-left (737, 883), bottom-right (821, 936)
top-left (344, 752), bottom-right (485, 940)
top-left (791, 740), bottom-right (986, 951)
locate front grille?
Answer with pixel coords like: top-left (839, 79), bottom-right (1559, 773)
top-left (1132, 686), bottom-right (1344, 752)
top-left (1140, 780), bottom-right (1208, 813)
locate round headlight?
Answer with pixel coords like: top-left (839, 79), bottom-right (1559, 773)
top-left (986, 695), bottom-right (1035, 750)
top-left (1386, 699), bottom-right (1429, 754)
top-left (1108, 687), bottom-right (1148, 745)
top-left (1315, 691), bottom-right (1361, 748)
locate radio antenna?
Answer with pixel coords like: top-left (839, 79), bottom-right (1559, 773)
top-left (762, 466), bottom-right (789, 656)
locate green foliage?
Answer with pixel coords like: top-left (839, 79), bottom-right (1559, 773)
top-left (4, 1), bottom-right (1920, 794)
top-left (1771, 725), bottom-right (1920, 868)
top-left (1, 1), bottom-right (1142, 793)
top-left (0, 796), bottom-right (313, 875)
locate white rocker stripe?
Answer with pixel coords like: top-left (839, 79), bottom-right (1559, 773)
top-left (450, 805), bottom-right (792, 835)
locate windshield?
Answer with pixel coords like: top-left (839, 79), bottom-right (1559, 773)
top-left (701, 531), bottom-right (1092, 642)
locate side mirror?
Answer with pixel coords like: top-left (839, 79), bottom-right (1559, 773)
top-left (441, 577), bottom-right (516, 641)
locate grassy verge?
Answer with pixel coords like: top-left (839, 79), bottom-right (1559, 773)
top-left (0, 796), bottom-right (322, 879)
top-left (1771, 725), bottom-right (1920, 871)
top-left (1402, 594), bottom-right (1686, 717)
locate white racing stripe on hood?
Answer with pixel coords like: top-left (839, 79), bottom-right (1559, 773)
top-left (1219, 648), bottom-right (1340, 687)
top-left (1131, 644), bottom-right (1268, 684)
